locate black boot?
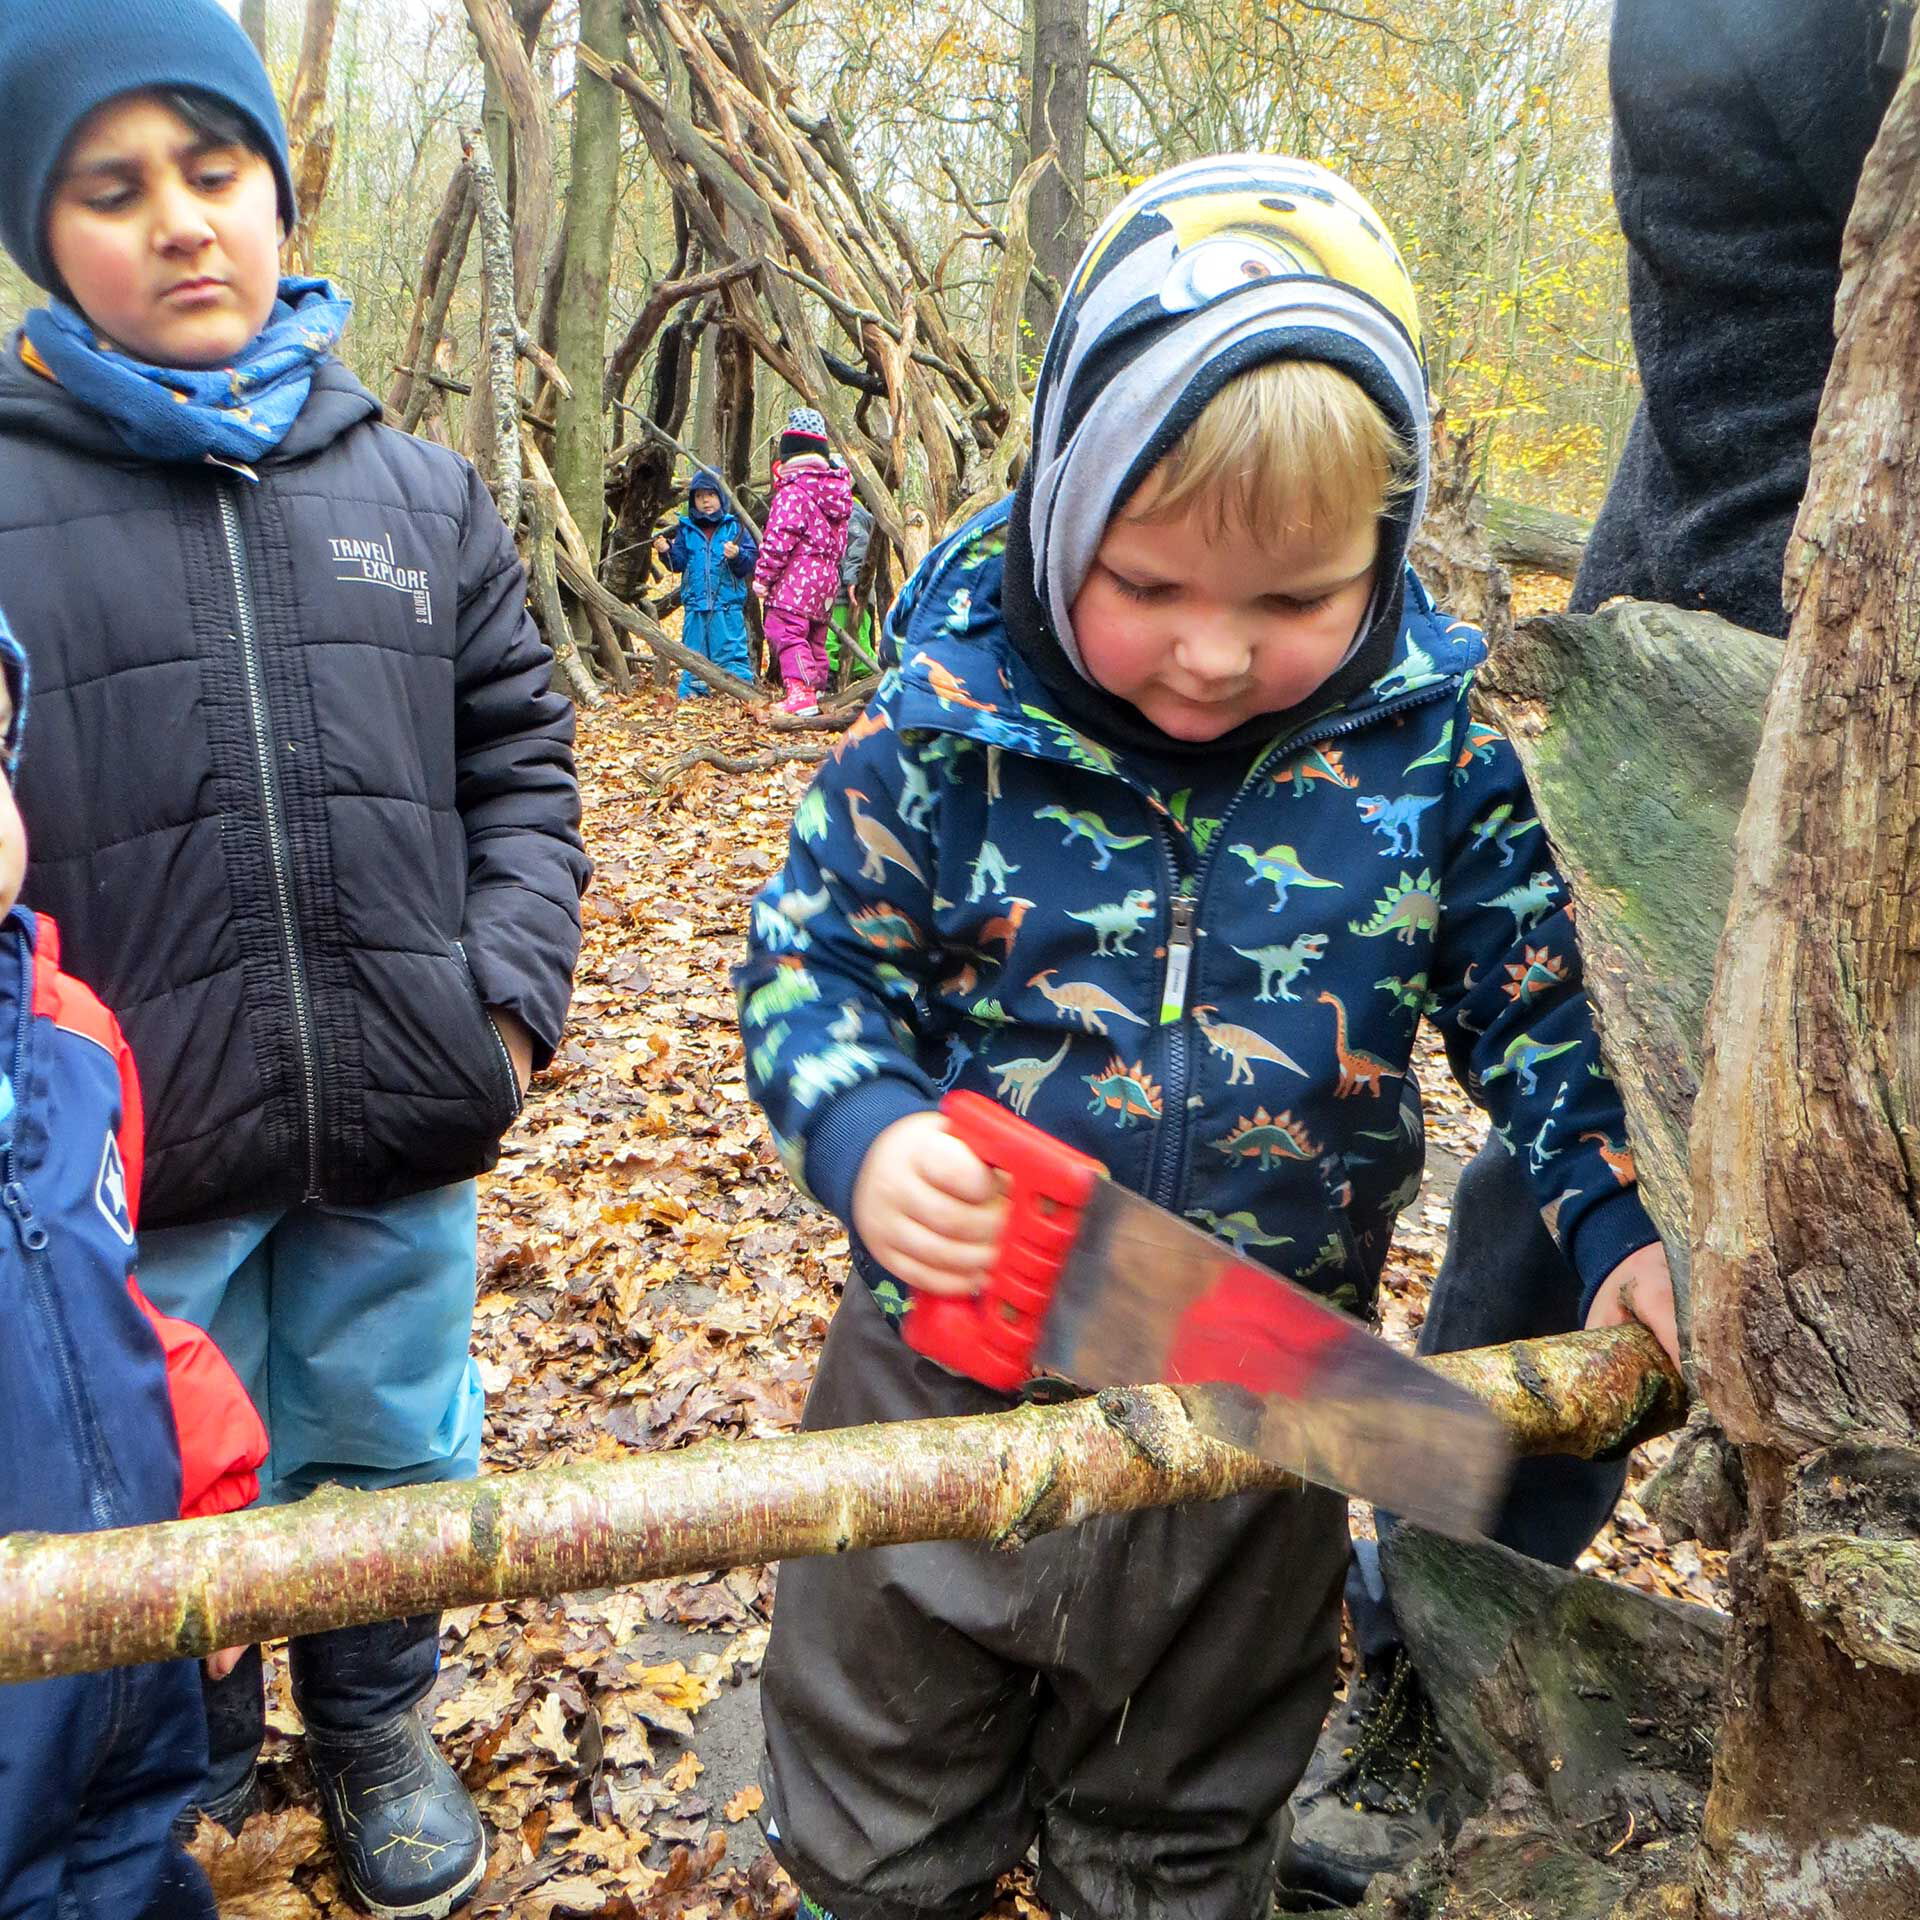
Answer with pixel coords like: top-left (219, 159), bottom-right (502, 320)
top-left (1282, 1647), bottom-right (1469, 1903)
top-left (172, 1644), bottom-right (265, 1842)
top-left (306, 1706), bottom-right (485, 1920)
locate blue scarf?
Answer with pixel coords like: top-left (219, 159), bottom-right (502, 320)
top-left (21, 276), bottom-right (351, 468)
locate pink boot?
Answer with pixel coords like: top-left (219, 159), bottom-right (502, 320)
top-left (780, 685), bottom-right (820, 716)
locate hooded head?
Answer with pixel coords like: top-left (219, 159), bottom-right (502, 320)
top-left (0, 0), bottom-right (296, 295)
top-left (1006, 154), bottom-right (1430, 754)
top-left (688, 468), bottom-right (725, 522)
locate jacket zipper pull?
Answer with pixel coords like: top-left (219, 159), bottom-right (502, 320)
top-left (1160, 896), bottom-right (1197, 1025)
top-left (4, 1178), bottom-right (48, 1251)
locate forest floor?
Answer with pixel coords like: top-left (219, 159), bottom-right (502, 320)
top-left (191, 580), bottom-right (1725, 1919)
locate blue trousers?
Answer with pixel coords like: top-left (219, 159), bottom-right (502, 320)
top-left (678, 604), bottom-right (753, 697)
top-left (136, 1185), bottom-right (484, 1752)
top-left (0, 1657), bottom-right (215, 1920)
top-left (1348, 1138), bottom-right (1629, 1658)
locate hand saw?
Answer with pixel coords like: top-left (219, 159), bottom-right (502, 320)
top-left (902, 1091), bottom-right (1510, 1537)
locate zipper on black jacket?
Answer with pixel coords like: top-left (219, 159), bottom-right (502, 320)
top-left (4, 926), bottom-right (114, 1528)
top-left (218, 486), bottom-right (325, 1200)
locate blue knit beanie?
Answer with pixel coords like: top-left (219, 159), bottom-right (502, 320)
top-left (0, 0), bottom-right (297, 290)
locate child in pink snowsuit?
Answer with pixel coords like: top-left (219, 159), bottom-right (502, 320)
top-left (754, 407), bottom-right (854, 714)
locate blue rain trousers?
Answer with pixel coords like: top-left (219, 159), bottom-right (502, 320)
top-left (679, 604), bottom-right (754, 699)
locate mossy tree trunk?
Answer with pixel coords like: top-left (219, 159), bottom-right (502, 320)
top-left (1684, 53), bottom-right (1920, 1916)
top-left (1484, 52), bottom-right (1920, 1915)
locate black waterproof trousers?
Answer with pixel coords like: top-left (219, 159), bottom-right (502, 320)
top-left (758, 1277), bottom-right (1349, 1920)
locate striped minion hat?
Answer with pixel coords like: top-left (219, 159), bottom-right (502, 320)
top-left (1025, 154), bottom-right (1430, 680)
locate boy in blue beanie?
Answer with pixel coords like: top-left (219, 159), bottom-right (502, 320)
top-left (0, 603), bottom-right (269, 1920)
top-left (653, 468), bottom-right (759, 696)
top-left (0, 5), bottom-right (590, 1915)
top-left (736, 156), bottom-right (1679, 1920)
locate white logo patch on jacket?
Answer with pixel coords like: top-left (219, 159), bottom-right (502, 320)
top-left (329, 532), bottom-right (434, 625)
top-left (96, 1132), bottom-right (134, 1246)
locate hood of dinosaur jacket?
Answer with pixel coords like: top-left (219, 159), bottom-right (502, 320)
top-left (1004, 154), bottom-right (1431, 760)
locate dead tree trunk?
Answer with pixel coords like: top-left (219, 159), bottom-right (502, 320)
top-left (1685, 58), bottom-right (1920, 1917)
top-left (281, 0), bottom-right (341, 278)
top-left (551, 0), bottom-right (625, 563)
top-left (0, 1330), bottom-right (1677, 1684)
top-left (463, 0), bottom-right (552, 326)
top-left (1478, 56), bottom-right (1920, 1914)
top-left (387, 167), bottom-right (475, 424)
top-left (1020, 0), bottom-right (1088, 339)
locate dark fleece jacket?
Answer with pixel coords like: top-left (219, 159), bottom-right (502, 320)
top-left (1571, 0), bottom-right (1903, 636)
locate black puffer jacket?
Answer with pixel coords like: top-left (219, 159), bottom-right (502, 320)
top-left (1571, 0), bottom-right (1903, 636)
top-left (0, 348), bottom-right (589, 1227)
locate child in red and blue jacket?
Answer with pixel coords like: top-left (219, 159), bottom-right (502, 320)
top-left (0, 607), bottom-right (267, 1918)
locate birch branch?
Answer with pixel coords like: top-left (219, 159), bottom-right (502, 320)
top-left (0, 1327), bottom-right (1682, 1683)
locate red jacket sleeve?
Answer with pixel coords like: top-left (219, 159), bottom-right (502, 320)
top-left (130, 1279), bottom-right (269, 1519)
top-left (86, 954), bottom-right (268, 1518)
top-left (115, 1033), bottom-right (267, 1519)
top-left (33, 928), bottom-right (269, 1519)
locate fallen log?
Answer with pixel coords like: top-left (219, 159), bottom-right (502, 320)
top-left (0, 1326), bottom-right (1679, 1684)
top-left (1473, 497), bottom-right (1592, 580)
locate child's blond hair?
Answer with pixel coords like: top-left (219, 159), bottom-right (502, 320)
top-left (1132, 358), bottom-right (1412, 545)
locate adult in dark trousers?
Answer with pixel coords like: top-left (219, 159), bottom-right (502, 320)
top-left (1285, 0), bottom-right (1910, 1898)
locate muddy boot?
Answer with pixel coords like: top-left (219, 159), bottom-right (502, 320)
top-left (1282, 1647), bottom-right (1468, 1903)
top-left (307, 1705), bottom-right (484, 1919)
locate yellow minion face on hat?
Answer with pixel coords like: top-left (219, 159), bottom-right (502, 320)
top-left (1073, 155), bottom-right (1423, 363)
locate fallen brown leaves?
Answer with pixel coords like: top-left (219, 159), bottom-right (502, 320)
top-left (195, 659), bottom-right (1722, 1916)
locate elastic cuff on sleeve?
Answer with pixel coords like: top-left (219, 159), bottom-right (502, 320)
top-left (803, 1077), bottom-right (939, 1224)
top-left (1570, 1187), bottom-right (1664, 1318)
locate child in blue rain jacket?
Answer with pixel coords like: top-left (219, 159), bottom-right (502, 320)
top-left (0, 607), bottom-right (268, 1919)
top-left (656, 468), bottom-right (758, 697)
top-left (735, 155), bottom-right (1679, 1920)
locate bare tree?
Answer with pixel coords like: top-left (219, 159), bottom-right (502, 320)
top-left (1021, 0), bottom-right (1088, 338)
top-left (553, 0), bottom-right (627, 558)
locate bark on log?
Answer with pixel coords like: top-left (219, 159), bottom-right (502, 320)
top-left (1687, 54), bottom-right (1920, 1917)
top-left (1383, 1526), bottom-right (1724, 1824)
top-left (1476, 601), bottom-right (1782, 1323)
top-left (0, 1328), bottom-right (1679, 1684)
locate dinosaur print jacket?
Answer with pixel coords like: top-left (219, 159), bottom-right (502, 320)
top-left (737, 501), bottom-right (1659, 1330)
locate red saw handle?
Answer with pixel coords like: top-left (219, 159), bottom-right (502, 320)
top-left (901, 1091), bottom-right (1106, 1391)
